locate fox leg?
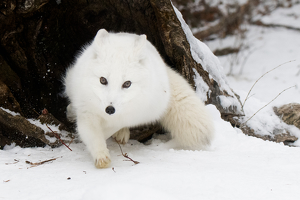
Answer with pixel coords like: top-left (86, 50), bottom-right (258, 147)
top-left (76, 114), bottom-right (111, 168)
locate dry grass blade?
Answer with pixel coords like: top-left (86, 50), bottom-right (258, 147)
top-left (115, 139), bottom-right (140, 165)
top-left (242, 85), bottom-right (296, 126)
top-left (242, 60), bottom-right (296, 109)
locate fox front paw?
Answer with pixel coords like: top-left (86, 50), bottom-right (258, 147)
top-left (93, 149), bottom-right (111, 168)
top-left (94, 155), bottom-right (111, 168)
top-left (112, 127), bottom-right (130, 144)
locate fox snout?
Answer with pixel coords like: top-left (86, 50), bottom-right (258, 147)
top-left (105, 106), bottom-right (115, 115)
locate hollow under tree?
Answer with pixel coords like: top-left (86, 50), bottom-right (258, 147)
top-left (0, 0), bottom-right (243, 148)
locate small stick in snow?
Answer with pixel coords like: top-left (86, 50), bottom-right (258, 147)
top-left (242, 85), bottom-right (296, 125)
top-left (5, 159), bottom-right (20, 165)
top-left (25, 157), bottom-right (61, 167)
top-left (46, 124), bottom-right (72, 151)
top-left (242, 60), bottom-right (295, 109)
top-left (115, 139), bottom-right (140, 165)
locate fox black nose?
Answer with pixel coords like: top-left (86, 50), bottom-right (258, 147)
top-left (105, 106), bottom-right (115, 115)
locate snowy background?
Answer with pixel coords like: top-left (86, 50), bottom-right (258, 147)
top-left (1, 1), bottom-right (300, 200)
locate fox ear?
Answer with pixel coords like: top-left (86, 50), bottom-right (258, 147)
top-left (134, 34), bottom-right (147, 53)
top-left (95, 29), bottom-right (109, 46)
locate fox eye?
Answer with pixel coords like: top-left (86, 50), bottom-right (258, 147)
top-left (100, 77), bottom-right (108, 85)
top-left (122, 81), bottom-right (131, 88)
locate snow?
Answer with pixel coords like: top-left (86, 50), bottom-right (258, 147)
top-left (27, 119), bottom-right (60, 133)
top-left (218, 95), bottom-right (242, 112)
top-left (1, 3), bottom-right (300, 200)
top-left (173, 5), bottom-right (242, 114)
top-left (261, 4), bottom-right (300, 29)
top-left (1, 105), bottom-right (300, 199)
top-left (192, 68), bottom-right (209, 102)
top-left (0, 107), bottom-right (20, 116)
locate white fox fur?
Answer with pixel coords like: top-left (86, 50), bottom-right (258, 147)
top-left (64, 29), bottom-right (214, 168)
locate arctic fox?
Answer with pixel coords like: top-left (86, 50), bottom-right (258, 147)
top-left (64, 29), bottom-right (214, 168)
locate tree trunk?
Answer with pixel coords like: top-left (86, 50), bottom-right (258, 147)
top-left (0, 0), bottom-right (243, 148)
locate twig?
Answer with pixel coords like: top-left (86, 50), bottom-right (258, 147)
top-left (115, 139), bottom-right (139, 165)
top-left (242, 85), bottom-right (296, 126)
top-left (5, 159), bottom-right (19, 165)
top-left (34, 109), bottom-right (74, 150)
top-left (46, 124), bottom-right (72, 151)
top-left (242, 60), bottom-right (296, 109)
top-left (26, 157), bottom-right (60, 166)
top-left (32, 109), bottom-right (40, 116)
top-left (67, 137), bottom-right (74, 148)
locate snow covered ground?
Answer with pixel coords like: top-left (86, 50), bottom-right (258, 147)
top-left (2, 105), bottom-right (300, 200)
top-left (1, 4), bottom-right (300, 200)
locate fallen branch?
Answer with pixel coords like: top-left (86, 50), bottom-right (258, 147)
top-left (242, 60), bottom-right (296, 109)
top-left (26, 157), bottom-right (60, 166)
top-left (46, 124), bottom-right (72, 151)
top-left (242, 85), bottom-right (296, 126)
top-left (115, 139), bottom-right (139, 165)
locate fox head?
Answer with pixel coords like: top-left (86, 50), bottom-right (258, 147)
top-left (87, 29), bottom-right (152, 117)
